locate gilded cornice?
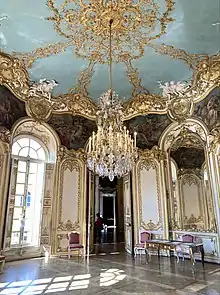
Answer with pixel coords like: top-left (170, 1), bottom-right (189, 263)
top-left (0, 52), bottom-right (220, 121)
top-left (178, 168), bottom-right (202, 180)
top-left (138, 146), bottom-right (164, 163)
top-left (57, 145), bottom-right (85, 163)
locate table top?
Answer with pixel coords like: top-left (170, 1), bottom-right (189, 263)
top-left (145, 239), bottom-right (203, 247)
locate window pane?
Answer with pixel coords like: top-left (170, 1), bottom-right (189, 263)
top-left (12, 142), bottom-right (21, 155)
top-left (17, 172), bottom-right (26, 184)
top-left (13, 207), bottom-right (22, 219)
top-left (28, 173), bottom-right (36, 185)
top-left (19, 147), bottom-right (29, 157)
top-left (37, 147), bottom-right (45, 161)
top-left (17, 138), bottom-right (29, 147)
top-left (29, 163), bottom-right (37, 174)
top-left (29, 148), bottom-right (38, 159)
top-left (12, 219), bottom-right (21, 232)
top-left (30, 139), bottom-right (41, 150)
top-left (23, 232), bottom-right (30, 244)
top-left (11, 232), bottom-right (20, 245)
top-left (18, 161), bottom-right (26, 172)
top-left (15, 184), bottom-right (25, 195)
top-left (15, 195), bottom-right (23, 207)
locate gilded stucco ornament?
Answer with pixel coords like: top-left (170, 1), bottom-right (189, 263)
top-left (47, 0), bottom-right (175, 63)
top-left (123, 93), bottom-right (167, 120)
top-left (26, 97), bottom-right (52, 121)
top-left (208, 126), bottom-right (220, 153)
top-left (0, 126), bottom-right (11, 144)
top-left (178, 168), bottom-right (202, 180)
top-left (138, 146), bottom-right (164, 163)
top-left (0, 51), bottom-right (29, 100)
top-left (57, 145), bottom-right (85, 163)
top-left (57, 220), bottom-right (80, 231)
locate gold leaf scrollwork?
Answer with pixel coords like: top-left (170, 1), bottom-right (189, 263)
top-left (0, 51), bottom-right (29, 99)
top-left (0, 126), bottom-right (11, 144)
top-left (26, 97), bottom-right (52, 121)
top-left (123, 93), bottom-right (168, 120)
top-left (58, 220), bottom-right (80, 231)
top-left (168, 97), bottom-right (194, 122)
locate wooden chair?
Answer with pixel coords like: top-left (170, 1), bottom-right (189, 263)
top-left (67, 232), bottom-right (84, 259)
top-left (134, 231), bottom-right (151, 257)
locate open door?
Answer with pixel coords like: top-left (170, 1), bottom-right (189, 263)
top-left (123, 174), bottom-right (133, 254)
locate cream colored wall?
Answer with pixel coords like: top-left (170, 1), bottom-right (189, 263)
top-left (54, 150), bottom-right (86, 255)
top-left (135, 157), bottom-right (164, 242)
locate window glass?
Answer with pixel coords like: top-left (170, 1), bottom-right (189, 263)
top-left (12, 220), bottom-right (21, 232)
top-left (13, 207), bottom-right (23, 219)
top-left (29, 148), bottom-right (38, 159)
top-left (11, 232), bottom-right (20, 245)
top-left (15, 184), bottom-right (25, 195)
top-left (29, 162), bottom-right (37, 174)
top-left (17, 138), bottom-right (29, 147)
top-left (18, 161), bottom-right (26, 173)
top-left (17, 172), bottom-right (26, 184)
top-left (14, 195), bottom-right (23, 207)
top-left (30, 139), bottom-right (41, 150)
top-left (19, 147), bottom-right (29, 157)
top-left (12, 142), bottom-right (21, 155)
top-left (37, 147), bottom-right (45, 161)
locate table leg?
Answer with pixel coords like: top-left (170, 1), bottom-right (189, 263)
top-left (201, 247), bottom-right (205, 268)
top-left (157, 247), bottom-right (160, 260)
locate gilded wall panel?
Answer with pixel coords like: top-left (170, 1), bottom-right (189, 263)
top-left (137, 159), bottom-right (162, 231)
top-left (123, 175), bottom-right (132, 253)
top-left (55, 147), bottom-right (85, 253)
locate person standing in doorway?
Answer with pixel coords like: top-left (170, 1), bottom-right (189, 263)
top-left (95, 213), bottom-right (103, 245)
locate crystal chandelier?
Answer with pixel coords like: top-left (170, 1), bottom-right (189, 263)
top-left (87, 18), bottom-right (137, 182)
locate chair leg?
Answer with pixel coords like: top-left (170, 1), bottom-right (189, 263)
top-left (68, 248), bottom-right (70, 259)
top-left (134, 248), bottom-right (137, 257)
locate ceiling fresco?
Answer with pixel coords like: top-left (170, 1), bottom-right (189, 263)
top-left (170, 147), bottom-right (205, 169)
top-left (125, 114), bottom-right (171, 150)
top-left (0, 0), bottom-right (219, 102)
top-left (48, 114), bottom-right (97, 150)
top-left (193, 87), bottom-right (220, 131)
top-left (0, 86), bottom-right (27, 130)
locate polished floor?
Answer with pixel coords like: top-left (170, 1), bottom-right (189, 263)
top-left (0, 252), bottom-right (220, 295)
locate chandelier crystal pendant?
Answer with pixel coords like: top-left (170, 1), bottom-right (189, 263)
top-left (87, 17), bottom-right (138, 181)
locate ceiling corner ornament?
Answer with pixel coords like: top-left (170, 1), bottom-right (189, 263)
top-left (46, 0), bottom-right (175, 63)
top-left (0, 51), bottom-right (30, 99)
top-left (159, 81), bottom-right (194, 121)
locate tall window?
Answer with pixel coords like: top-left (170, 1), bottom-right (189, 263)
top-left (10, 138), bottom-right (46, 248)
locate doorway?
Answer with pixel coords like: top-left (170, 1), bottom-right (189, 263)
top-left (87, 175), bottom-right (125, 254)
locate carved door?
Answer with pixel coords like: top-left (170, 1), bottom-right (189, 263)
top-left (123, 174), bottom-right (133, 254)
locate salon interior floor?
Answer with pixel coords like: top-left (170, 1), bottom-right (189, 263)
top-left (1, 251), bottom-right (220, 295)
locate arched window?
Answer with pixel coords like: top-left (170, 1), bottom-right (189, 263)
top-left (9, 137), bottom-right (46, 248)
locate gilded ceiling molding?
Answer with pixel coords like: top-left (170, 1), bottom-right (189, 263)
top-left (123, 93), bottom-right (168, 120)
top-left (124, 59), bottom-right (149, 97)
top-left (0, 51), bottom-right (30, 100)
top-left (46, 0), bottom-right (175, 63)
top-left (148, 43), bottom-right (205, 70)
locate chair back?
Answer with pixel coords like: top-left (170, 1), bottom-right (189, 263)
top-left (182, 234), bottom-right (194, 243)
top-left (68, 232), bottom-right (80, 245)
top-left (140, 231), bottom-right (151, 243)
top-left (193, 236), bottom-right (203, 244)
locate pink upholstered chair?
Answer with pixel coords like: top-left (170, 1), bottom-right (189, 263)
top-left (134, 231), bottom-right (151, 257)
top-left (67, 232), bottom-right (84, 259)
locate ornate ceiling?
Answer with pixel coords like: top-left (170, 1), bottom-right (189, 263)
top-left (0, 0), bottom-right (219, 103)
